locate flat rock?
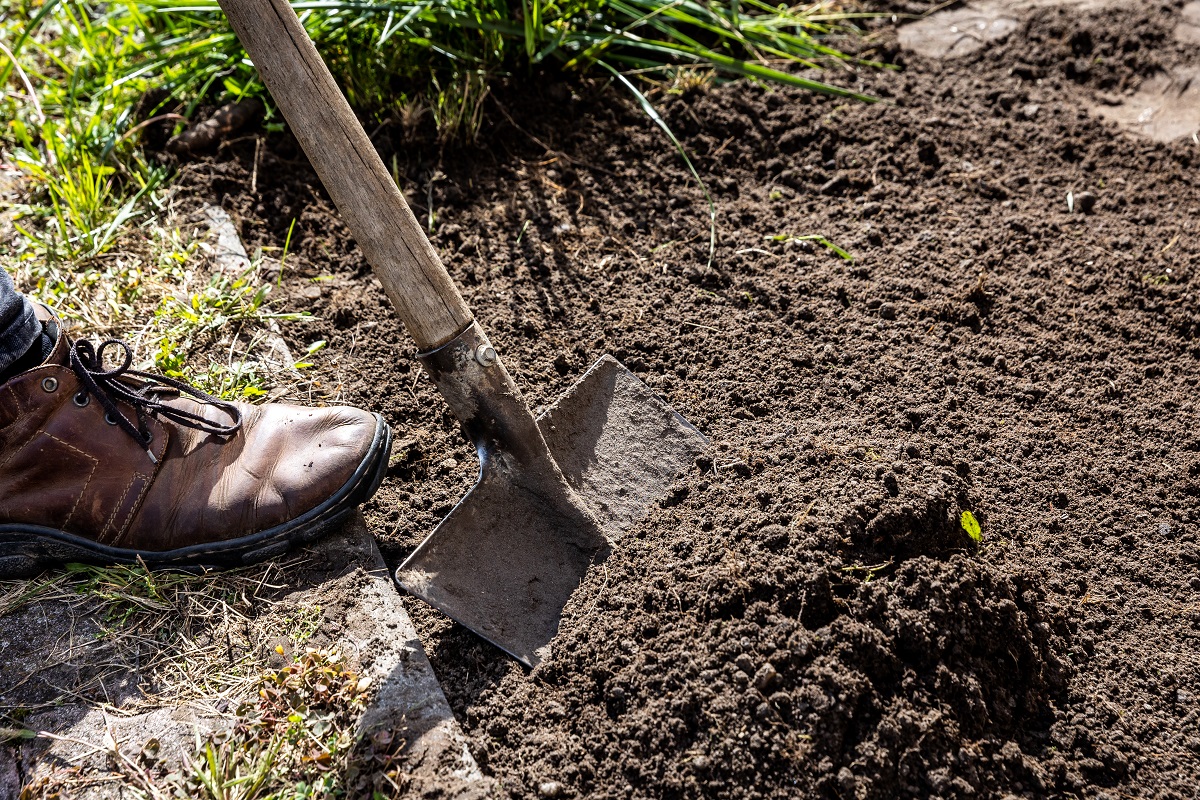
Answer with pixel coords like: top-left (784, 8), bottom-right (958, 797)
top-left (898, 0), bottom-right (1117, 59)
top-left (1089, 67), bottom-right (1200, 142)
top-left (1174, 1), bottom-right (1200, 44)
top-left (201, 203), bottom-right (298, 373)
top-left (898, 1), bottom-right (1021, 59)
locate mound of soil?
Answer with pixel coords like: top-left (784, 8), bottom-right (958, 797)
top-left (170, 1), bottom-right (1200, 797)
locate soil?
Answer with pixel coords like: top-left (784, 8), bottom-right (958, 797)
top-left (162, 1), bottom-right (1200, 797)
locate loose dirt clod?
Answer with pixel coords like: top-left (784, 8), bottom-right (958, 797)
top-left (167, 98), bottom-right (264, 155)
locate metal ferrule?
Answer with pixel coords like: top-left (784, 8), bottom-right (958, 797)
top-left (417, 321), bottom-right (552, 476)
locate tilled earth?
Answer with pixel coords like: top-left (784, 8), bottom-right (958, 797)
top-left (172, 1), bottom-right (1200, 797)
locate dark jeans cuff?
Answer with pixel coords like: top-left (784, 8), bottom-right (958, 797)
top-left (0, 280), bottom-right (41, 376)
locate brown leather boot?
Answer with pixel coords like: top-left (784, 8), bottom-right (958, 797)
top-left (0, 307), bottom-right (392, 578)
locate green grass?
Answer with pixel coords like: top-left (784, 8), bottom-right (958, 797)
top-left (2, 0), bottom-right (879, 261)
top-left (2, 0), bottom-right (882, 380)
top-left (3, 0), bottom-right (877, 136)
top-left (169, 649), bottom-right (399, 800)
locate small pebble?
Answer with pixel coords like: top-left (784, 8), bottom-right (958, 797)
top-left (1021, 103), bottom-right (1041, 119)
top-left (538, 781), bottom-right (563, 798)
top-left (838, 767), bottom-right (858, 792)
top-left (1076, 191), bottom-right (1097, 213)
top-left (994, 355), bottom-right (1008, 372)
top-left (819, 174), bottom-right (847, 195)
top-left (879, 302), bottom-right (897, 320)
top-left (753, 663), bottom-right (780, 693)
top-left (1158, 522), bottom-right (1172, 538)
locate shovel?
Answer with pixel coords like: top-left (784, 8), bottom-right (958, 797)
top-left (216, 0), bottom-right (709, 667)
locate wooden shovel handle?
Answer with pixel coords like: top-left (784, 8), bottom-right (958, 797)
top-left (216, 0), bottom-right (472, 351)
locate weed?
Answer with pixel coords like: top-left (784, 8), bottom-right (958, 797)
top-left (283, 605), bottom-right (324, 643)
top-left (166, 649), bottom-right (404, 800)
top-left (664, 66), bottom-right (715, 96)
top-left (0, 726), bottom-right (36, 743)
top-left (123, 258), bottom-right (313, 400)
top-left (429, 69), bottom-right (492, 145)
top-left (840, 558), bottom-right (894, 582)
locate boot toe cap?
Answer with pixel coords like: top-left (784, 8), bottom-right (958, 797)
top-left (248, 404), bottom-right (382, 516)
top-left (121, 402), bottom-right (387, 551)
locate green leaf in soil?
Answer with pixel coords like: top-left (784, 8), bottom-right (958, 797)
top-left (960, 510), bottom-right (982, 544)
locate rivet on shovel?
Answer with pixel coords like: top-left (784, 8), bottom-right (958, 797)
top-left (217, 0), bottom-right (710, 667)
top-left (475, 344), bottom-right (497, 367)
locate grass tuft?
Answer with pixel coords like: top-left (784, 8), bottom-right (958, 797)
top-left (166, 649), bottom-right (405, 800)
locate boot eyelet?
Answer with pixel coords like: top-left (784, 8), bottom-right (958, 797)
top-left (41, 377), bottom-right (58, 393)
top-left (73, 392), bottom-right (90, 407)
top-left (105, 412), bottom-right (120, 426)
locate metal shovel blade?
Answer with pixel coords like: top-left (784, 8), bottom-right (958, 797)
top-left (395, 344), bottom-right (709, 667)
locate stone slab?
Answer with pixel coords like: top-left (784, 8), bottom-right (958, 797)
top-left (200, 203), bottom-right (298, 374)
top-left (1090, 67), bottom-right (1200, 143)
top-left (898, 0), bottom-right (1118, 60)
top-left (0, 517), bottom-right (499, 799)
top-left (1174, 0), bottom-right (1200, 44)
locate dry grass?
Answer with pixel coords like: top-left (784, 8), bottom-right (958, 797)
top-left (0, 558), bottom-right (303, 718)
top-left (1, 558), bottom-right (404, 799)
top-left (13, 648), bottom-right (404, 800)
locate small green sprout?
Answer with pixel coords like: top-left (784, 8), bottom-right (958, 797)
top-left (767, 233), bottom-right (854, 262)
top-left (960, 510), bottom-right (982, 544)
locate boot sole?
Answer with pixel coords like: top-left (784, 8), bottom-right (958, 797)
top-left (0, 414), bottom-right (393, 579)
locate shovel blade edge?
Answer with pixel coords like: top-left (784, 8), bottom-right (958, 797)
top-left (538, 355), bottom-right (710, 540)
top-left (395, 355), bottom-right (709, 667)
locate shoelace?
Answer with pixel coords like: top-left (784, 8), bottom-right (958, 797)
top-left (69, 338), bottom-right (243, 463)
